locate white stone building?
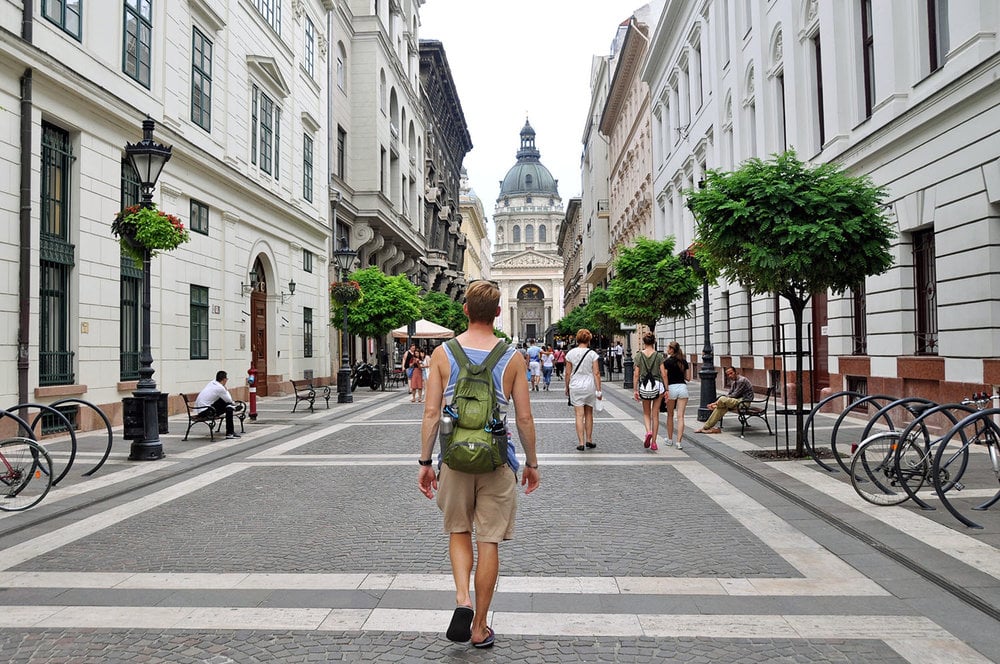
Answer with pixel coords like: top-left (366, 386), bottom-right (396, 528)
top-left (0, 0), bottom-right (335, 430)
top-left (641, 0), bottom-right (1000, 404)
top-left (491, 120), bottom-right (564, 344)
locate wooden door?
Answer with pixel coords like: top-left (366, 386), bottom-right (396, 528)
top-left (251, 289), bottom-right (269, 396)
top-left (811, 292), bottom-right (829, 402)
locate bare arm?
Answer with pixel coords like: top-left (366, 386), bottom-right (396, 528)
top-left (504, 351), bottom-right (539, 493)
top-left (417, 346), bottom-right (449, 499)
top-left (590, 352), bottom-right (602, 394)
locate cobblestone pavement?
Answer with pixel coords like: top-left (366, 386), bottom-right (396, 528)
top-left (0, 377), bottom-right (998, 662)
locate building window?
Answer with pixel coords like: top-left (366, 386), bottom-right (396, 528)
top-left (190, 199), bottom-right (209, 235)
top-left (120, 159), bottom-right (141, 381)
top-left (927, 0), bottom-right (949, 72)
top-left (304, 17), bottom-right (316, 78)
top-left (776, 72), bottom-right (786, 150)
top-left (43, 0), bottom-right (82, 40)
top-left (851, 282), bottom-right (867, 355)
top-left (303, 133), bottom-right (313, 202)
top-left (913, 229), bottom-right (938, 355)
top-left (813, 32), bottom-right (826, 150)
top-left (303, 307), bottom-right (313, 358)
top-left (539, 224), bottom-right (547, 242)
top-left (303, 248), bottom-right (313, 273)
top-left (525, 224), bottom-right (534, 244)
top-left (251, 84), bottom-right (281, 178)
top-left (191, 27), bottom-right (213, 131)
top-left (40, 122), bottom-right (75, 386)
top-left (254, 0), bottom-right (281, 33)
top-left (860, 0), bottom-right (875, 119)
top-left (123, 0), bottom-right (152, 87)
top-left (525, 174), bottom-right (533, 187)
top-left (513, 225), bottom-right (521, 243)
top-left (380, 146), bottom-right (386, 193)
top-left (190, 285), bottom-right (209, 359)
top-left (337, 43), bottom-right (346, 89)
top-left (336, 126), bottom-right (346, 178)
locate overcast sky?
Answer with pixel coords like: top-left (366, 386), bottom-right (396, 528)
top-left (420, 1), bottom-right (634, 234)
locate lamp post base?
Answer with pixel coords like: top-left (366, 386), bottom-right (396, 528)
top-left (337, 366), bottom-right (353, 403)
top-left (696, 365), bottom-right (717, 422)
top-left (623, 356), bottom-right (634, 390)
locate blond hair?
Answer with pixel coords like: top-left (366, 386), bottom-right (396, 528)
top-left (465, 281), bottom-right (500, 324)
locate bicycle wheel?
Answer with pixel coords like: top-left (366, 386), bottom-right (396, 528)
top-left (934, 413), bottom-right (998, 529)
top-left (851, 432), bottom-right (910, 506)
top-left (0, 437), bottom-right (54, 511)
top-left (893, 435), bottom-right (929, 498)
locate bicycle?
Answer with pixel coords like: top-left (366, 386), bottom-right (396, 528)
top-left (932, 399), bottom-right (1000, 529)
top-left (0, 437), bottom-right (54, 511)
top-left (849, 397), bottom-right (982, 507)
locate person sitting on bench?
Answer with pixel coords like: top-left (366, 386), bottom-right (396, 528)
top-left (695, 366), bottom-right (755, 434)
top-left (195, 370), bottom-right (241, 439)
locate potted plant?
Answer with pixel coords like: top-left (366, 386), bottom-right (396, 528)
top-left (112, 204), bottom-right (190, 264)
top-left (330, 280), bottom-right (362, 304)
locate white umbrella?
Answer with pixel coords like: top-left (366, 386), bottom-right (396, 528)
top-left (391, 319), bottom-right (456, 339)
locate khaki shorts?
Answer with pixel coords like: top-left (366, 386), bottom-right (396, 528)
top-left (437, 463), bottom-right (517, 543)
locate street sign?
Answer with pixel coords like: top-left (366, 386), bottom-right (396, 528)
top-left (620, 324), bottom-right (637, 331)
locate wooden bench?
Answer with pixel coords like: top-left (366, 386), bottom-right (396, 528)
top-left (737, 386), bottom-right (774, 438)
top-left (290, 379), bottom-right (330, 412)
top-left (180, 394), bottom-right (246, 441)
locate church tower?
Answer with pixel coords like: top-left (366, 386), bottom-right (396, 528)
top-left (492, 119), bottom-right (565, 344)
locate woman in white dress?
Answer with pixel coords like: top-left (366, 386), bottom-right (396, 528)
top-left (564, 328), bottom-right (603, 451)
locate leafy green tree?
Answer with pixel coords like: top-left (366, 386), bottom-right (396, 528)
top-left (686, 150), bottom-right (895, 454)
top-left (555, 301), bottom-right (589, 337)
top-left (607, 236), bottom-right (701, 331)
top-left (332, 266), bottom-right (422, 370)
top-left (420, 291), bottom-right (467, 334)
top-left (583, 287), bottom-right (620, 347)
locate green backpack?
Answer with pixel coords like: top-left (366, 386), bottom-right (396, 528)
top-left (441, 339), bottom-right (509, 474)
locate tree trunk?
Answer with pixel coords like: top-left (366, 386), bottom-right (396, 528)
top-left (790, 298), bottom-right (806, 456)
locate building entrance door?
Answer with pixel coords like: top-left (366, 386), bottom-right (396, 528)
top-left (251, 288), bottom-right (269, 396)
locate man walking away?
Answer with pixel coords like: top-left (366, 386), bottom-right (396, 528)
top-left (418, 280), bottom-right (540, 649)
top-left (195, 370), bottom-right (240, 439)
top-left (695, 366), bottom-right (755, 433)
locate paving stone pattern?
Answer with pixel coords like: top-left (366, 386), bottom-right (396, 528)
top-left (0, 630), bottom-right (909, 663)
top-left (19, 465), bottom-right (796, 578)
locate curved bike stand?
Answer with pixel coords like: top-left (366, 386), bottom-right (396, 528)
top-left (933, 408), bottom-right (1000, 529)
top-left (859, 397), bottom-right (938, 442)
top-left (16, 403), bottom-right (78, 486)
top-left (895, 403), bottom-right (974, 510)
top-left (828, 394), bottom-right (898, 474)
top-left (49, 398), bottom-right (114, 477)
top-left (802, 391), bottom-right (869, 472)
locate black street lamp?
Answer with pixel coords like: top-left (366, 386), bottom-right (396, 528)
top-left (680, 246), bottom-right (716, 421)
top-left (125, 117), bottom-right (172, 460)
top-left (333, 236), bottom-right (357, 403)
top-left (622, 325), bottom-right (635, 389)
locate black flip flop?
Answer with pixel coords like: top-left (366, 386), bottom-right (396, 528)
top-left (576, 445), bottom-right (585, 451)
top-left (585, 442), bottom-right (596, 449)
top-left (472, 626), bottom-right (495, 649)
top-left (446, 606), bottom-right (474, 642)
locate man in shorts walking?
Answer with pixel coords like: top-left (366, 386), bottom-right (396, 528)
top-left (418, 280), bottom-right (540, 649)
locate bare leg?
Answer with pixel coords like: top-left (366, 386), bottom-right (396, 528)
top-left (641, 399), bottom-right (653, 435)
top-left (650, 397), bottom-right (661, 440)
top-left (665, 398), bottom-right (676, 441)
top-left (574, 406), bottom-right (586, 447)
top-left (470, 541), bottom-right (499, 643)
top-left (449, 532), bottom-right (473, 608)
top-left (675, 397), bottom-right (689, 441)
top-left (584, 405), bottom-right (595, 444)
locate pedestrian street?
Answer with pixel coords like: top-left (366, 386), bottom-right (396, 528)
top-left (0, 381), bottom-right (997, 662)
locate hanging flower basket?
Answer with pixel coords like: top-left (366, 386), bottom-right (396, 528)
top-left (330, 280), bottom-right (362, 304)
top-left (112, 204), bottom-right (190, 264)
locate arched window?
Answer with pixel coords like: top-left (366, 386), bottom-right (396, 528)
top-left (539, 225), bottom-right (547, 242)
top-left (513, 225), bottom-right (521, 243)
top-left (525, 225), bottom-right (534, 243)
top-left (379, 70), bottom-right (387, 112)
top-left (337, 43), bottom-right (346, 89)
top-left (525, 174), bottom-right (533, 187)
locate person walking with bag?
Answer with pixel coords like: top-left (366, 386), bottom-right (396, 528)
top-left (418, 280), bottom-right (540, 650)
top-left (553, 346), bottom-right (566, 379)
top-left (409, 348), bottom-right (425, 402)
top-left (565, 329), bottom-right (602, 451)
top-left (632, 333), bottom-right (668, 451)
top-left (540, 345), bottom-right (554, 390)
top-left (663, 341), bottom-right (690, 449)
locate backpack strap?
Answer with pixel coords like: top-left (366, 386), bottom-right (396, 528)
top-left (446, 339), bottom-right (508, 372)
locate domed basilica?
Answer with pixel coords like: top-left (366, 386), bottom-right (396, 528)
top-left (492, 119), bottom-right (564, 344)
